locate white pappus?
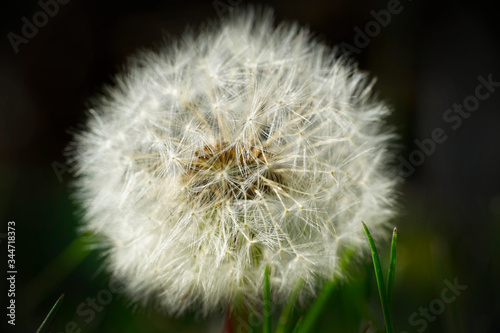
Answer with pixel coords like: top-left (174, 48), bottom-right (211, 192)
top-left (69, 8), bottom-right (398, 316)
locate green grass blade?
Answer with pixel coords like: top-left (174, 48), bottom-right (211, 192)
top-left (361, 221), bottom-right (394, 333)
top-left (298, 248), bottom-right (355, 333)
top-left (36, 294), bottom-right (64, 333)
top-left (297, 280), bottom-right (335, 333)
top-left (263, 265), bottom-right (272, 333)
top-left (386, 227), bottom-right (397, 309)
top-left (292, 316), bottom-right (303, 333)
top-left (23, 234), bottom-right (92, 317)
top-left (276, 279), bottom-right (304, 333)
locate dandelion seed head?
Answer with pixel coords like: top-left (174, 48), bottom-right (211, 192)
top-left (69, 8), bottom-right (398, 315)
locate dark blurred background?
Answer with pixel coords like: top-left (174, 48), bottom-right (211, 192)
top-left (1, 0), bottom-right (499, 332)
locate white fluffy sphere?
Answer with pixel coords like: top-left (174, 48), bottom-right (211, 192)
top-left (70, 8), bottom-right (397, 315)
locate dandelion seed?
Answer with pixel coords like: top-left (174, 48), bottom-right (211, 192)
top-left (69, 8), bottom-right (398, 315)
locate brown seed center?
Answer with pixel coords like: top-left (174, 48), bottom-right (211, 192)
top-left (183, 141), bottom-right (285, 203)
